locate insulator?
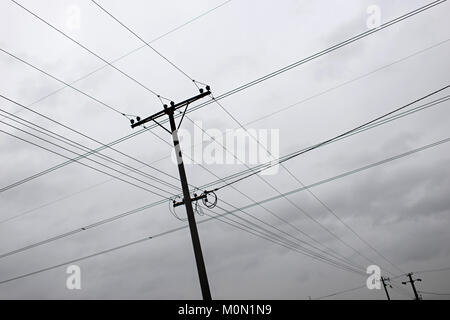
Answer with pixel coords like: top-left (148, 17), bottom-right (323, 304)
top-left (202, 191), bottom-right (217, 209)
top-left (136, 116), bottom-right (141, 122)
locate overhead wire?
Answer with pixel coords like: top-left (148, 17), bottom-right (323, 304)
top-left (204, 204), bottom-right (366, 276)
top-left (0, 199), bottom-right (364, 286)
top-left (89, 0), bottom-right (202, 88)
top-left (2, 80), bottom-right (449, 259)
top-left (0, 107), bottom-right (181, 193)
top-left (0, 0), bottom-right (233, 124)
top-left (1, 131), bottom-right (449, 283)
top-left (1, 131), bottom-right (449, 266)
top-left (86, 0), bottom-right (370, 271)
top-left (0, 124), bottom-right (171, 199)
top-left (207, 97), bottom-right (380, 271)
top-left (2, 1), bottom-right (444, 194)
top-left (0, 48), bottom-right (183, 190)
top-left (1, 0), bottom-right (448, 288)
top-left (200, 95), bottom-right (450, 190)
top-left (148, 124), bottom-right (364, 271)
top-left (2, 0), bottom-right (443, 186)
top-left (211, 85), bottom-right (450, 190)
top-left (181, 115), bottom-right (366, 271)
top-left (9, 0), bottom-right (172, 102)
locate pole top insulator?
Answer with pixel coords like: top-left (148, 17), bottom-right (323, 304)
top-left (170, 101), bottom-right (175, 106)
top-left (206, 85), bottom-right (210, 91)
top-left (199, 88), bottom-right (204, 93)
top-left (136, 116), bottom-right (141, 121)
top-left (130, 119), bottom-right (135, 124)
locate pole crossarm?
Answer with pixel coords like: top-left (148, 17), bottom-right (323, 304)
top-left (130, 88), bottom-right (211, 129)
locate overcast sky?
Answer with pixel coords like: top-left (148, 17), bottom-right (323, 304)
top-left (0, 0), bottom-right (449, 300)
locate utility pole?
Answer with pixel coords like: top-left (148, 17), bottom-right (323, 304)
top-left (380, 277), bottom-right (392, 300)
top-left (130, 87), bottom-right (212, 300)
top-left (402, 273), bottom-right (422, 300)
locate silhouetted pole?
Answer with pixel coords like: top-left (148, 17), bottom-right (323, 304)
top-left (130, 88), bottom-right (212, 300)
top-left (402, 273), bottom-right (422, 300)
top-left (167, 106), bottom-right (211, 300)
top-left (381, 277), bottom-right (391, 300)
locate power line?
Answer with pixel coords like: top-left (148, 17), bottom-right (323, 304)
top-left (314, 284), bottom-right (367, 300)
top-left (4, 92), bottom-right (449, 254)
top-left (88, 0), bottom-right (353, 274)
top-left (182, 147), bottom-right (365, 273)
top-left (200, 95), bottom-right (450, 189)
top-left (0, 200), bottom-right (365, 286)
top-left (0, 193), bottom-right (367, 287)
top-left (205, 204), bottom-right (366, 275)
top-left (3, 0), bottom-right (446, 238)
top-left (389, 279), bottom-right (415, 300)
top-left (89, 0), bottom-right (200, 86)
top-left (0, 108), bottom-right (181, 193)
top-left (131, 90), bottom-right (365, 298)
top-left (3, 0), bottom-right (443, 191)
top-left (9, 0), bottom-right (171, 102)
top-left (213, 85), bottom-right (450, 190)
top-left (6, 90), bottom-right (440, 276)
top-left (1, 0), bottom-right (233, 123)
top-left (245, 38), bottom-right (450, 127)
top-left (216, 135), bottom-right (450, 216)
top-left (419, 291), bottom-right (450, 296)
top-left (0, 48), bottom-right (182, 185)
top-left (210, 96), bottom-right (391, 274)
top-left (0, 94), bottom-right (182, 193)
top-left (197, 166), bottom-right (365, 272)
top-left (0, 126), bottom-right (170, 199)
top-left (0, 115), bottom-right (178, 197)
top-left (413, 266), bottom-right (450, 274)
top-left (0, 135), bottom-right (363, 274)
top-left (108, 40), bottom-right (450, 194)
top-left (183, 113), bottom-right (367, 272)
top-left (3, 0), bottom-right (447, 295)
top-left (0, 47), bottom-right (126, 117)
top-left (186, 0), bottom-right (448, 115)
top-left (153, 108), bottom-right (365, 272)
top-left (1, 131), bottom-right (448, 265)
top-left (90, 0), bottom-right (373, 270)
top-left (3, 83), bottom-right (447, 230)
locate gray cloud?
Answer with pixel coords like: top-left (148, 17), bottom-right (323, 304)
top-left (0, 0), bottom-right (449, 300)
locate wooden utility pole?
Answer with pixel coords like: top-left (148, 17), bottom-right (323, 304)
top-left (130, 87), bottom-right (212, 300)
top-left (402, 273), bottom-right (422, 300)
top-left (381, 277), bottom-right (391, 300)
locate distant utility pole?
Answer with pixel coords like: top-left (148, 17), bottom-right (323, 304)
top-left (130, 87), bottom-right (212, 300)
top-left (402, 273), bottom-right (422, 300)
top-left (381, 277), bottom-right (392, 300)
